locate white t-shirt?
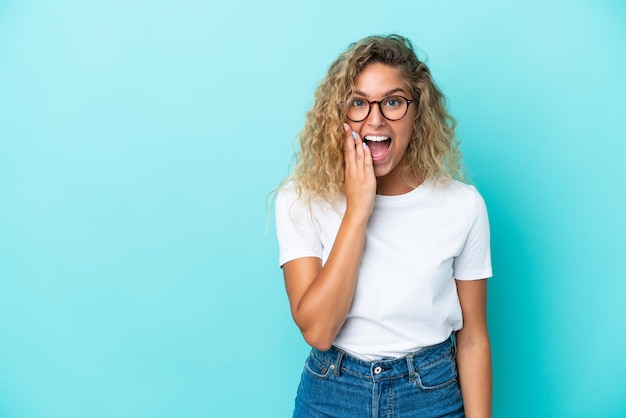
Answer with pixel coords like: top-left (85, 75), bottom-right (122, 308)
top-left (276, 178), bottom-right (492, 360)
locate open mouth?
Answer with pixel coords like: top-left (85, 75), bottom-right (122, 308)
top-left (364, 135), bottom-right (392, 160)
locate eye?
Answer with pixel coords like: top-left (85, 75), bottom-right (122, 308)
top-left (384, 96), bottom-right (403, 107)
top-left (350, 98), bottom-right (367, 108)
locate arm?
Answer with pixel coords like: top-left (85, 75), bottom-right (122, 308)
top-left (282, 125), bottom-right (376, 351)
top-left (455, 279), bottom-right (492, 418)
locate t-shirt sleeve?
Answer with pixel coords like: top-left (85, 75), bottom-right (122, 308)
top-left (275, 187), bottom-right (323, 268)
top-left (453, 187), bottom-right (493, 280)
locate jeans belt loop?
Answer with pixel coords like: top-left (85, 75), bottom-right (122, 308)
top-left (451, 332), bottom-right (458, 356)
top-left (333, 347), bottom-right (345, 377)
top-left (406, 354), bottom-right (417, 383)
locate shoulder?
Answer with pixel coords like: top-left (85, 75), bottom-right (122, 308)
top-left (276, 182), bottom-right (338, 225)
top-left (277, 181), bottom-right (343, 212)
top-left (425, 179), bottom-right (488, 226)
top-left (275, 182), bottom-right (304, 220)
top-left (276, 181), bottom-right (315, 211)
top-left (428, 178), bottom-right (484, 204)
top-left (276, 181), bottom-right (298, 205)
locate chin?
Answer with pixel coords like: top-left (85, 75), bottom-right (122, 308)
top-left (373, 165), bottom-right (393, 178)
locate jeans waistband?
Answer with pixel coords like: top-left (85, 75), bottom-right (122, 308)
top-left (310, 336), bottom-right (456, 383)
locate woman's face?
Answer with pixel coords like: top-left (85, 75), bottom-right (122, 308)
top-left (346, 62), bottom-right (417, 193)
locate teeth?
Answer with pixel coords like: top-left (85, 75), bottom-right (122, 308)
top-left (364, 135), bottom-right (391, 142)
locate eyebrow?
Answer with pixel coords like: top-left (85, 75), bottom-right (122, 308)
top-left (353, 87), bottom-right (406, 98)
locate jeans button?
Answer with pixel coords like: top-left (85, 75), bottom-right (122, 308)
top-left (373, 366), bottom-right (382, 375)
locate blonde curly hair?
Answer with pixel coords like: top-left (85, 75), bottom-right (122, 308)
top-left (289, 34), bottom-right (464, 202)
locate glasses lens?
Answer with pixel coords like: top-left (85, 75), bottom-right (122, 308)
top-left (346, 98), bottom-right (369, 122)
top-left (380, 96), bottom-right (407, 121)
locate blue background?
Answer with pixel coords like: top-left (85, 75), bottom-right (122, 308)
top-left (1, 1), bottom-right (625, 417)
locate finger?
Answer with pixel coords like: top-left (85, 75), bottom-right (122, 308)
top-left (353, 130), bottom-right (364, 163)
top-left (343, 123), bottom-right (355, 154)
top-left (362, 142), bottom-right (374, 174)
top-left (343, 123), bottom-right (359, 169)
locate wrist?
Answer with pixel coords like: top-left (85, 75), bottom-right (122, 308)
top-left (342, 208), bottom-right (371, 230)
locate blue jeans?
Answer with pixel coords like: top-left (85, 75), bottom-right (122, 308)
top-left (293, 337), bottom-right (464, 418)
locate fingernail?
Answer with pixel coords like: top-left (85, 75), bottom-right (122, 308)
top-left (343, 123), bottom-right (350, 131)
top-left (362, 142), bottom-right (368, 150)
top-left (352, 131), bottom-right (358, 140)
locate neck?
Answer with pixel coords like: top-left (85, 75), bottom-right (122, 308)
top-left (376, 168), bottom-right (421, 196)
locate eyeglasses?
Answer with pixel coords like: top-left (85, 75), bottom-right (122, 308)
top-left (344, 95), bottom-right (415, 122)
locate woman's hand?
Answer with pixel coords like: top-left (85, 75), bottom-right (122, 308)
top-left (343, 123), bottom-right (376, 219)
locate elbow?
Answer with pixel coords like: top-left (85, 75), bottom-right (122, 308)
top-left (301, 328), bottom-right (334, 352)
top-left (456, 326), bottom-right (491, 350)
top-left (305, 337), bottom-right (334, 352)
top-left (292, 308), bottom-right (338, 352)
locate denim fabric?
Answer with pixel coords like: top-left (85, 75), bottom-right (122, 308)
top-left (293, 337), bottom-right (464, 418)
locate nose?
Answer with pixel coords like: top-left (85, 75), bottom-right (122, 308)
top-left (366, 102), bottom-right (386, 127)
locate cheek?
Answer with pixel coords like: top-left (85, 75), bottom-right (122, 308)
top-left (398, 123), bottom-right (415, 142)
top-left (349, 121), bottom-right (365, 132)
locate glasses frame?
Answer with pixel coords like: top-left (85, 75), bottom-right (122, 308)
top-left (344, 95), bottom-right (416, 123)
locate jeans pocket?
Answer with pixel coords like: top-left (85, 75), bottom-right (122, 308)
top-left (304, 351), bottom-right (335, 380)
top-left (415, 355), bottom-right (458, 391)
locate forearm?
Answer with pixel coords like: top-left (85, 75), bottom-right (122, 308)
top-left (286, 124), bottom-right (375, 351)
top-left (292, 211), bottom-right (368, 349)
top-left (456, 335), bottom-right (492, 418)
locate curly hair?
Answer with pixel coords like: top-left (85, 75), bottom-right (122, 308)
top-left (289, 34), bottom-right (464, 202)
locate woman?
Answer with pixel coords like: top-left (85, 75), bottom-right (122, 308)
top-left (276, 34), bottom-right (492, 417)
